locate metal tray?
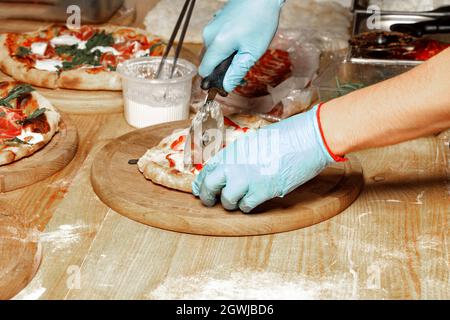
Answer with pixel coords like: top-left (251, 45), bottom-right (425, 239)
top-left (348, 10), bottom-right (450, 65)
top-left (0, 0), bottom-right (124, 23)
top-left (353, 12), bottom-right (437, 35)
top-left (352, 0), bottom-right (450, 14)
top-left (312, 60), bottom-right (413, 102)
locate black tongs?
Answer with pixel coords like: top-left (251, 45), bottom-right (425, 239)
top-left (155, 0), bottom-right (196, 79)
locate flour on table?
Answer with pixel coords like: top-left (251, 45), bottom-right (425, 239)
top-left (147, 269), bottom-right (355, 300)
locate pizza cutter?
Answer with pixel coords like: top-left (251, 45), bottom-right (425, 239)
top-left (184, 52), bottom-right (237, 171)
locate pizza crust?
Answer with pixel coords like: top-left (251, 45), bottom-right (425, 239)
top-left (0, 34), bottom-right (59, 89)
top-left (0, 90), bottom-right (60, 166)
top-left (0, 138), bottom-right (47, 166)
top-left (138, 149), bottom-right (194, 193)
top-left (57, 68), bottom-right (122, 91)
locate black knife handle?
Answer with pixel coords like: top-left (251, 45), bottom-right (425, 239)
top-left (418, 18), bottom-right (450, 34)
top-left (391, 18), bottom-right (450, 37)
top-left (201, 51), bottom-right (237, 97)
top-left (425, 24), bottom-right (450, 33)
top-left (431, 5), bottom-right (450, 13)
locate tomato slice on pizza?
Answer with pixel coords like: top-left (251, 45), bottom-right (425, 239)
top-left (0, 81), bottom-right (60, 165)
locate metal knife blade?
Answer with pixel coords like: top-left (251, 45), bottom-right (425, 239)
top-left (183, 52), bottom-right (237, 171)
top-left (184, 90), bottom-right (224, 170)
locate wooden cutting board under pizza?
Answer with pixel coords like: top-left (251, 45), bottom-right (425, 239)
top-left (92, 115), bottom-right (364, 236)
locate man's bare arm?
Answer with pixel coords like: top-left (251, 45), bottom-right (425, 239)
top-left (321, 48), bottom-right (450, 156)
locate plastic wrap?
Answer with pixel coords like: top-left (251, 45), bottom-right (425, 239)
top-left (192, 27), bottom-right (350, 121)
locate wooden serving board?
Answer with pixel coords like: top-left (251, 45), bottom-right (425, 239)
top-left (91, 121), bottom-right (364, 236)
top-left (0, 70), bottom-right (124, 114)
top-left (0, 214), bottom-right (42, 300)
top-left (0, 114), bottom-right (78, 193)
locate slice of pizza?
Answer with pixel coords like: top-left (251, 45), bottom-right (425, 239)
top-left (0, 81), bottom-right (60, 165)
top-left (138, 115), bottom-right (269, 193)
top-left (0, 24), bottom-right (165, 91)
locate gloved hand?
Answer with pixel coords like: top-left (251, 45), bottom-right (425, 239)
top-left (199, 0), bottom-right (285, 93)
top-left (192, 104), bottom-right (346, 213)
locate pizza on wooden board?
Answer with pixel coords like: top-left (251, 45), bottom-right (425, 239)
top-left (0, 81), bottom-right (60, 166)
top-left (0, 24), bottom-right (165, 91)
top-left (138, 115), bottom-right (269, 193)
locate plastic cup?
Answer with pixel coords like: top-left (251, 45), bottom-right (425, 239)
top-left (117, 57), bottom-right (197, 128)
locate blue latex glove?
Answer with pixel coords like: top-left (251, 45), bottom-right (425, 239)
top-left (192, 105), bottom-right (340, 213)
top-left (199, 0), bottom-right (285, 93)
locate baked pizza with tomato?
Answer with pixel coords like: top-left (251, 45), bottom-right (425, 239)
top-left (0, 81), bottom-right (60, 165)
top-left (0, 24), bottom-right (165, 91)
top-left (138, 115), bottom-right (269, 193)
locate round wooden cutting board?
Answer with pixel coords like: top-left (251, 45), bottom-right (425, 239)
top-left (91, 121), bottom-right (364, 236)
top-left (0, 114), bottom-right (78, 193)
top-left (0, 215), bottom-right (42, 300)
top-left (0, 70), bottom-right (124, 115)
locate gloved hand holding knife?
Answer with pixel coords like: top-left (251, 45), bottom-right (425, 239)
top-left (194, 0), bottom-right (450, 213)
top-left (193, 0), bottom-right (340, 212)
top-left (199, 0), bottom-right (286, 93)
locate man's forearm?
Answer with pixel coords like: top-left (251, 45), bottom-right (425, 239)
top-left (321, 48), bottom-right (450, 156)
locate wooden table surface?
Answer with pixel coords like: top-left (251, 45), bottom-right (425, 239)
top-left (1, 0), bottom-right (449, 300)
top-left (5, 114), bottom-right (449, 300)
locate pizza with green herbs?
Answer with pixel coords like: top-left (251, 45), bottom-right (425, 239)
top-left (0, 81), bottom-right (60, 165)
top-left (0, 24), bottom-right (165, 91)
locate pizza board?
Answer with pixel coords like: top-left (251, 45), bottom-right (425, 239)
top-left (91, 121), bottom-right (364, 237)
top-left (0, 21), bottom-right (200, 115)
top-left (0, 214), bottom-right (42, 300)
top-left (0, 69), bottom-right (124, 114)
top-left (0, 114), bottom-right (78, 193)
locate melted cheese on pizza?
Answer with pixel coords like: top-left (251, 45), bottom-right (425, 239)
top-left (50, 35), bottom-right (85, 48)
top-left (16, 128), bottom-right (44, 145)
top-left (30, 42), bottom-right (48, 56)
top-left (35, 59), bottom-right (63, 72)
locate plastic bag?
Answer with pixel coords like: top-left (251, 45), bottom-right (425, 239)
top-left (192, 27), bottom-right (349, 121)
